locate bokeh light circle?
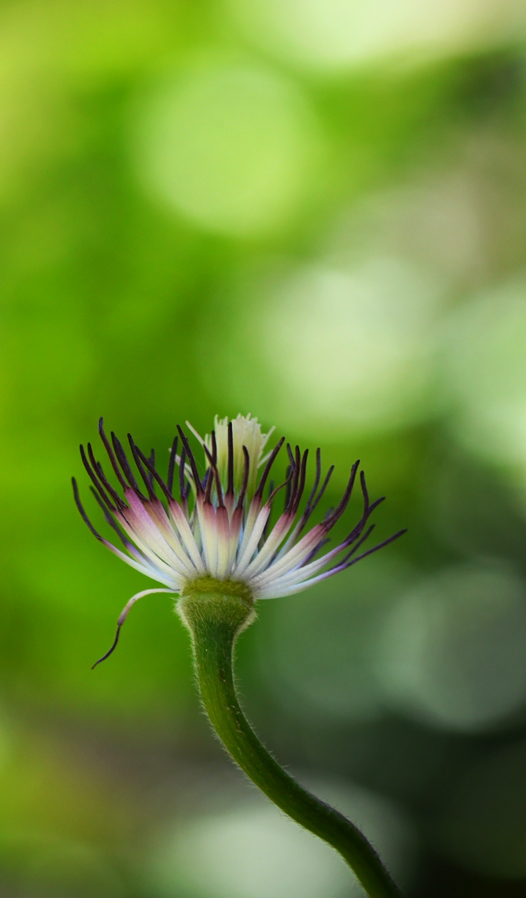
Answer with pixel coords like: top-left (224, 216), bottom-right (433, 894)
top-left (263, 561), bottom-right (414, 722)
top-left (374, 563), bottom-right (526, 732)
top-left (133, 59), bottom-right (323, 236)
top-left (443, 278), bottom-right (526, 480)
top-left (226, 0), bottom-right (526, 73)
top-left (147, 783), bottom-right (414, 898)
top-left (202, 256), bottom-right (445, 439)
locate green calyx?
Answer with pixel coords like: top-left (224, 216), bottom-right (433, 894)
top-left (181, 575), bottom-right (254, 603)
top-left (178, 578), bottom-right (256, 638)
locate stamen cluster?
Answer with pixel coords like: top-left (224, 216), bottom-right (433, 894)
top-left (73, 415), bottom-right (404, 662)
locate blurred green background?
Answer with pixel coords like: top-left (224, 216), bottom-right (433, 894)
top-left (2, 0), bottom-right (526, 895)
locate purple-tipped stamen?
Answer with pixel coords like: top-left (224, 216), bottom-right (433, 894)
top-left (74, 416), bottom-right (405, 665)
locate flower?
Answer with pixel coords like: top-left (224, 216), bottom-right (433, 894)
top-left (73, 414), bottom-right (405, 665)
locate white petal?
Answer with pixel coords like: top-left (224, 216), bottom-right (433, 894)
top-left (169, 500), bottom-right (207, 573)
top-left (240, 511), bottom-right (294, 579)
top-left (252, 524), bottom-right (325, 585)
top-left (121, 492), bottom-right (195, 577)
top-left (103, 540), bottom-right (180, 587)
top-left (195, 500), bottom-right (219, 576)
top-left (233, 505), bottom-right (271, 576)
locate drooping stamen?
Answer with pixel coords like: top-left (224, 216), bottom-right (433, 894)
top-left (177, 425), bottom-right (204, 496)
top-left (304, 448), bottom-right (322, 515)
top-left (204, 460), bottom-right (214, 504)
top-left (241, 472), bottom-right (302, 577)
top-left (89, 486), bottom-right (133, 548)
top-left (291, 449), bottom-right (309, 515)
top-left (283, 450), bottom-right (326, 544)
top-left (227, 421), bottom-right (234, 497)
top-left (266, 465), bottom-right (366, 583)
top-left (81, 445), bottom-right (120, 511)
top-left (285, 446), bottom-right (301, 513)
top-left (284, 449), bottom-right (296, 512)
top-left (339, 524), bottom-right (375, 564)
top-left (260, 479), bottom-right (275, 544)
top-left (335, 479), bottom-right (384, 551)
top-left (179, 446), bottom-right (188, 504)
top-left (210, 430), bottom-right (218, 465)
top-left (323, 460), bottom-right (360, 531)
top-left (80, 446), bottom-right (110, 509)
top-left (167, 436), bottom-right (178, 497)
top-left (77, 416), bottom-right (405, 608)
top-left (236, 446), bottom-right (250, 510)
top-left (111, 432), bottom-right (145, 498)
top-left (72, 477), bottom-right (106, 541)
top-left (284, 465), bottom-right (292, 511)
top-left (133, 443), bottom-right (176, 506)
top-left (92, 588), bottom-right (176, 668)
top-left (130, 438), bottom-right (170, 508)
top-left (309, 464), bottom-right (334, 517)
top-left (260, 475), bottom-right (388, 583)
top-left (359, 470), bottom-right (369, 511)
top-left (359, 471), bottom-right (386, 519)
top-left (365, 496), bottom-right (384, 516)
top-left (202, 468), bottom-right (211, 493)
top-left (267, 450), bottom-right (310, 560)
top-left (268, 470), bottom-right (293, 506)
top-left (98, 418), bottom-right (128, 491)
top-left (94, 458), bottom-right (125, 508)
top-left (254, 437), bottom-right (285, 500)
top-left (128, 435), bottom-right (156, 500)
top-left (342, 529), bottom-right (407, 571)
top-left (203, 444), bottom-right (225, 507)
top-left (147, 449), bottom-right (156, 490)
top-left (301, 537), bottom-right (331, 568)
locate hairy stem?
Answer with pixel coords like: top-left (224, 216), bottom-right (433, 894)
top-left (178, 587), bottom-right (404, 898)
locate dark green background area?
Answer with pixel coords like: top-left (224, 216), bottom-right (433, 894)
top-left (1, 1), bottom-right (526, 895)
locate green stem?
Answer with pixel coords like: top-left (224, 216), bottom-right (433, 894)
top-left (178, 585), bottom-right (404, 898)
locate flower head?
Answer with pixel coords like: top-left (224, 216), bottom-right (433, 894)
top-left (73, 415), bottom-right (404, 665)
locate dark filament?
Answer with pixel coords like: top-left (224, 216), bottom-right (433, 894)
top-left (74, 421), bottom-right (406, 671)
top-left (167, 436), bottom-right (178, 497)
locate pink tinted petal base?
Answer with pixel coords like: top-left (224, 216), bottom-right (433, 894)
top-left (75, 417), bottom-right (405, 664)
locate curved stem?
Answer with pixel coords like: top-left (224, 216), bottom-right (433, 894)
top-left (178, 588), bottom-right (404, 898)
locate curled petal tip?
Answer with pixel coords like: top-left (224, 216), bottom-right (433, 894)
top-left (92, 623), bottom-right (122, 669)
